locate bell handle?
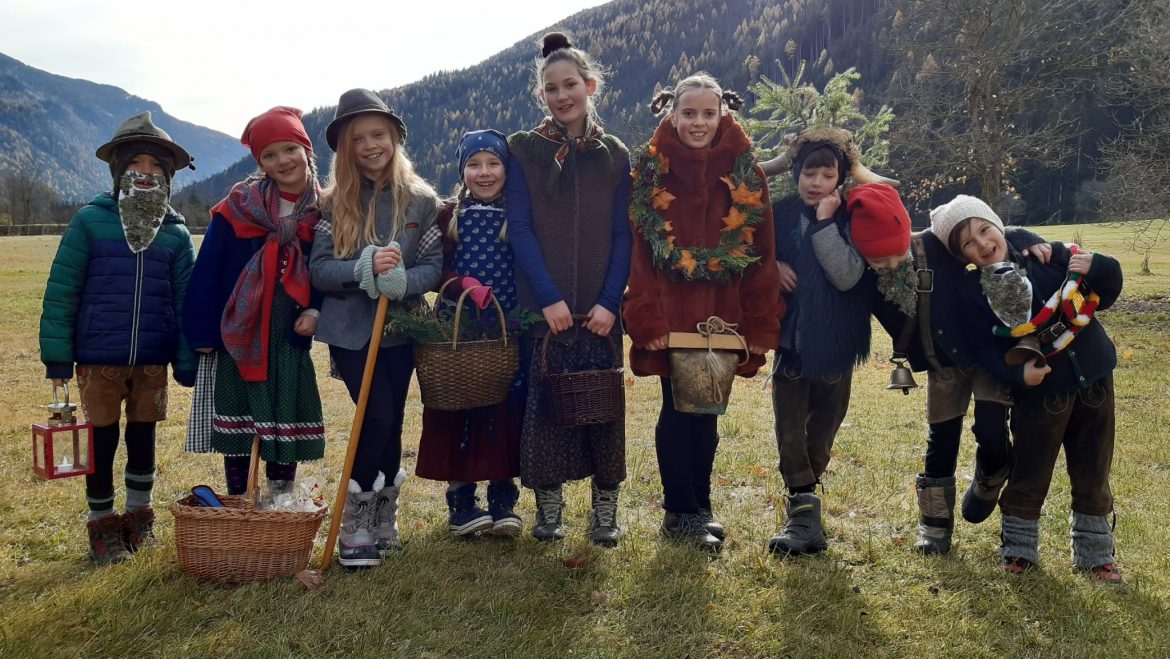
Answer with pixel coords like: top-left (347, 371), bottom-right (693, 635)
top-left (51, 381), bottom-right (70, 405)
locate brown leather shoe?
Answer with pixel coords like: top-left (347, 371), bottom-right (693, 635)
top-left (87, 515), bottom-right (131, 565)
top-left (122, 507), bottom-right (155, 552)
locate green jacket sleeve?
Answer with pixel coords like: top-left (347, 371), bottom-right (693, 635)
top-left (39, 209), bottom-right (93, 379)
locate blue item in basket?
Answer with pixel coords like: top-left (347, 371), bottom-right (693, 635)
top-left (191, 485), bottom-right (225, 508)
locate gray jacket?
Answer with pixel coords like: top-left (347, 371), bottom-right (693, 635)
top-left (310, 181), bottom-right (441, 350)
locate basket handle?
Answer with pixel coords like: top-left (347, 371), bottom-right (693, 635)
top-left (539, 314), bottom-right (620, 378)
top-left (437, 277), bottom-right (508, 351)
top-left (244, 435), bottom-right (261, 506)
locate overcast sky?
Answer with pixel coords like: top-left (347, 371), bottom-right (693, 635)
top-left (0, 0), bottom-right (611, 136)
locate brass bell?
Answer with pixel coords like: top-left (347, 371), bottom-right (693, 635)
top-left (1005, 335), bottom-right (1047, 367)
top-left (886, 356), bottom-right (918, 395)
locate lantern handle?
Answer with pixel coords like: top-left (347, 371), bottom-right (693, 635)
top-left (51, 382), bottom-right (70, 405)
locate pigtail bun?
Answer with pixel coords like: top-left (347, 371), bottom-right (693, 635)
top-left (650, 90), bottom-right (675, 116)
top-left (542, 32), bottom-right (573, 57)
top-left (722, 91), bottom-right (744, 111)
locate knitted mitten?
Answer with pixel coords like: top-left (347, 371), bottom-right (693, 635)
top-left (376, 262), bottom-right (408, 300)
top-left (353, 244), bottom-right (380, 299)
top-left (1070, 511), bottom-right (1115, 569)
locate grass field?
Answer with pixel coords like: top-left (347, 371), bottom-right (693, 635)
top-left (1, 224), bottom-right (1168, 657)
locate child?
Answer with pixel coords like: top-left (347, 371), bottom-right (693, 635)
top-left (506, 32), bottom-right (632, 546)
top-left (183, 106), bottom-right (325, 515)
top-left (415, 129), bottom-right (525, 538)
top-left (311, 89), bottom-right (441, 567)
top-left (849, 185), bottom-right (1048, 554)
top-left (762, 128), bottom-right (878, 556)
top-left (624, 74), bottom-right (781, 552)
top-left (932, 196), bottom-right (1124, 581)
top-left (40, 111), bottom-right (197, 564)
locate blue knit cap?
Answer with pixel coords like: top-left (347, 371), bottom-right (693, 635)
top-left (456, 129), bottom-right (509, 173)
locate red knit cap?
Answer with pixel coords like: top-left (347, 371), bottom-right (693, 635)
top-left (240, 106), bottom-right (313, 162)
top-left (847, 183), bottom-right (911, 260)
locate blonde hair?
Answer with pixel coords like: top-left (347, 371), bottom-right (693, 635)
top-left (446, 184), bottom-right (508, 243)
top-left (323, 115), bottom-right (433, 258)
top-left (649, 72), bottom-right (743, 116)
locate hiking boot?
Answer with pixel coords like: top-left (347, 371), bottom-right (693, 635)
top-left (962, 460), bottom-right (1011, 524)
top-left (339, 479), bottom-right (381, 569)
top-left (1079, 563), bottom-right (1123, 583)
top-left (122, 506), bottom-right (155, 552)
top-left (589, 481), bottom-right (622, 548)
top-left (485, 480), bottom-right (522, 538)
top-left (532, 485), bottom-right (565, 542)
top-left (1001, 555), bottom-right (1036, 575)
top-left (87, 515), bottom-right (131, 566)
top-left (662, 511), bottom-right (722, 552)
top-left (374, 469), bottom-right (406, 554)
top-left (768, 492), bottom-right (828, 556)
top-left (914, 475), bottom-right (955, 556)
top-left (697, 508), bottom-right (726, 541)
top-left (446, 483), bottom-right (494, 537)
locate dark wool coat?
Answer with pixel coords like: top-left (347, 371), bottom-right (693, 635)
top-left (871, 227), bottom-right (1046, 373)
top-left (959, 241), bottom-right (1122, 396)
top-left (624, 114), bottom-right (782, 378)
top-left (772, 195), bottom-right (871, 378)
top-left (40, 193), bottom-right (197, 383)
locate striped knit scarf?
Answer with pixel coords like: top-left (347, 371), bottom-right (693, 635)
top-left (212, 177), bottom-right (321, 381)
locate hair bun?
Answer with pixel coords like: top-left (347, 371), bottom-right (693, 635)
top-left (542, 32), bottom-right (572, 57)
top-left (722, 91), bottom-right (744, 111)
top-left (649, 90), bottom-right (674, 116)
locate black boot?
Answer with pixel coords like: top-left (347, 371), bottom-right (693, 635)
top-left (662, 511), bottom-right (722, 552)
top-left (962, 458), bottom-right (1011, 524)
top-left (768, 492), bottom-right (828, 556)
top-left (915, 475), bottom-right (956, 555)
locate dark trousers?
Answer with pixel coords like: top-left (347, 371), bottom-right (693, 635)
top-left (654, 378), bottom-right (720, 514)
top-left (331, 343), bottom-right (415, 491)
top-left (85, 421), bottom-right (156, 513)
top-left (771, 366), bottom-right (852, 490)
top-left (1000, 375), bottom-right (1115, 520)
top-left (923, 401), bottom-right (1012, 478)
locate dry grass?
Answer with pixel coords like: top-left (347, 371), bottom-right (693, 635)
top-left (1, 225), bottom-right (1168, 657)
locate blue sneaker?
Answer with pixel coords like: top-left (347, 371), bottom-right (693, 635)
top-left (485, 481), bottom-right (522, 537)
top-left (446, 483), bottom-right (493, 537)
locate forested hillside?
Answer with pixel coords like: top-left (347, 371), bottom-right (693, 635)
top-left (0, 53), bottom-right (242, 200)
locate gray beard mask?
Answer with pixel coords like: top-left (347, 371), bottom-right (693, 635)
top-left (979, 261), bottom-right (1033, 328)
top-left (118, 171), bottom-right (170, 253)
top-left (874, 258), bottom-right (919, 318)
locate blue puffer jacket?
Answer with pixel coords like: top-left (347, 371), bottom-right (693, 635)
top-left (39, 193), bottom-right (197, 384)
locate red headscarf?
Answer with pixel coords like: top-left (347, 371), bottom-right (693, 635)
top-left (241, 106), bottom-right (314, 161)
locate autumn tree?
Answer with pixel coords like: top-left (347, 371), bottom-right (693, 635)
top-left (885, 0), bottom-right (1133, 214)
top-left (1097, 3), bottom-right (1169, 273)
top-left (2, 170), bottom-right (58, 226)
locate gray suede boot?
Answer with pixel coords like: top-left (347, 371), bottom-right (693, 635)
top-left (768, 492), bottom-right (828, 556)
top-left (1000, 514), bottom-right (1040, 573)
top-left (589, 481), bottom-right (622, 548)
top-left (339, 479), bottom-right (381, 569)
top-left (1070, 511), bottom-right (1121, 581)
top-left (374, 469), bottom-right (406, 554)
top-left (914, 475), bottom-right (955, 556)
top-left (531, 485), bottom-right (565, 542)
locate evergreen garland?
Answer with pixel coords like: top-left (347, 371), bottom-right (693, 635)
top-left (384, 302), bottom-right (542, 344)
top-left (628, 143), bottom-right (766, 282)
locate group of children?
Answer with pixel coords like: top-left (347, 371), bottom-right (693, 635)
top-left (39, 31), bottom-right (1123, 580)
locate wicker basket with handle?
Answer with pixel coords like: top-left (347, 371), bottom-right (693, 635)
top-left (540, 317), bottom-right (625, 427)
top-left (171, 437), bottom-right (327, 583)
top-left (413, 278), bottom-right (519, 411)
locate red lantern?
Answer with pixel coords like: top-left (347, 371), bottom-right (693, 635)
top-left (32, 383), bottom-right (94, 480)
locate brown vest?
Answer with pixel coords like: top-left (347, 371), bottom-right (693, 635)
top-left (508, 131), bottom-right (628, 319)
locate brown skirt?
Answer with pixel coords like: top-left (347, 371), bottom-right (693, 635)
top-left (518, 335), bottom-right (627, 489)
